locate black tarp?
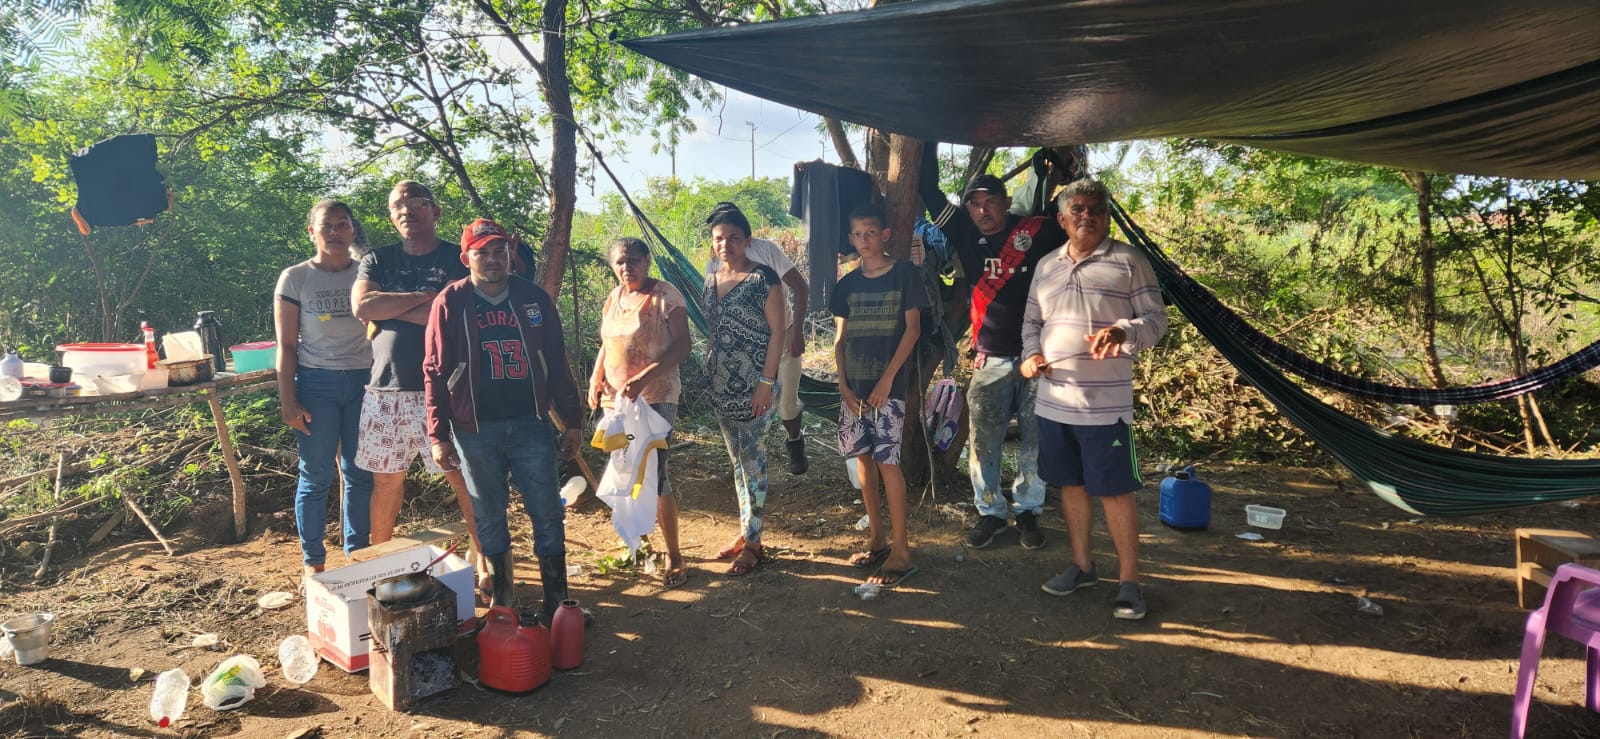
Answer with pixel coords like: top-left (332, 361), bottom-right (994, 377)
top-left (623, 0), bottom-right (1600, 180)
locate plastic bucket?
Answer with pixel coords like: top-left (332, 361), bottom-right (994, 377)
top-left (2, 612), bottom-right (54, 665)
top-left (56, 343), bottom-right (144, 380)
top-left (229, 341), bottom-right (277, 373)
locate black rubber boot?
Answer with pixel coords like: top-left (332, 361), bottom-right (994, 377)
top-left (785, 436), bottom-right (808, 475)
top-left (537, 552), bottom-right (569, 620)
top-left (488, 551), bottom-right (517, 609)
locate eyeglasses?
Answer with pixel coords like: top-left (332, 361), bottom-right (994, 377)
top-left (389, 197), bottom-right (434, 214)
top-left (1068, 204), bottom-right (1108, 217)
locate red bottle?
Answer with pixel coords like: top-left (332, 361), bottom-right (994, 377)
top-left (550, 599), bottom-right (585, 670)
top-left (140, 322), bottom-right (159, 370)
top-left (477, 606), bottom-right (551, 692)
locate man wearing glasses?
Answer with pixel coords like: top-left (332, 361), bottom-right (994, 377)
top-left (351, 180), bottom-right (490, 589)
top-left (1020, 180), bottom-right (1167, 620)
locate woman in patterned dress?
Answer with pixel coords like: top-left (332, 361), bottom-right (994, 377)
top-left (703, 208), bottom-right (786, 576)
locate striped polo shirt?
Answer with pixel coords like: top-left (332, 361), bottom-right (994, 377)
top-left (1021, 237), bottom-right (1168, 425)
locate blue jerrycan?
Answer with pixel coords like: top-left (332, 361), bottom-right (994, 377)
top-left (1159, 465), bottom-right (1212, 531)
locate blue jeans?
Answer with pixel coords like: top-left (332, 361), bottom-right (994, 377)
top-left (965, 356), bottom-right (1044, 517)
top-left (453, 417), bottom-right (565, 563)
top-left (292, 367), bottom-right (373, 567)
top-left (715, 400), bottom-right (775, 545)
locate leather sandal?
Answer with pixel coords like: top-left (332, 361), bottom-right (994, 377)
top-left (727, 544), bottom-right (762, 576)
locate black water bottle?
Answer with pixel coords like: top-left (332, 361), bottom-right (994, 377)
top-left (194, 311), bottom-right (225, 373)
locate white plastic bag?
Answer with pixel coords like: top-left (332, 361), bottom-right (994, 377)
top-left (200, 655), bottom-right (266, 710)
top-left (591, 396), bottom-right (672, 554)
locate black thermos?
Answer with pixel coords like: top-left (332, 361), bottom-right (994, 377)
top-left (194, 311), bottom-right (226, 373)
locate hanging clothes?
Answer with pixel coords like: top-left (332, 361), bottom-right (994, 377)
top-left (790, 160), bottom-right (875, 311)
top-left (69, 134), bottom-right (170, 229)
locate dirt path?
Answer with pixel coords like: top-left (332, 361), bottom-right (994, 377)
top-left (1, 427), bottom-right (1596, 738)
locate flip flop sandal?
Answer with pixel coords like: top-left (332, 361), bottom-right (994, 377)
top-left (873, 565), bottom-right (920, 589)
top-left (662, 567), bottom-right (689, 589)
top-left (849, 547), bottom-right (891, 569)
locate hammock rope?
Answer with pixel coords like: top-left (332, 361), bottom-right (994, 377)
top-left (1142, 242), bottom-right (1600, 405)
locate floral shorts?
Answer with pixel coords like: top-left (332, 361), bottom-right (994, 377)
top-left (355, 390), bottom-right (445, 474)
top-left (838, 398), bottom-right (906, 466)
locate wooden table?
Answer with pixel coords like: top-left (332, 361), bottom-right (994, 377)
top-left (0, 369), bottom-right (278, 541)
top-left (1516, 528), bottom-right (1600, 609)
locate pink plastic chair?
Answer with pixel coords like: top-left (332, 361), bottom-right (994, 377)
top-left (1511, 562), bottom-right (1600, 738)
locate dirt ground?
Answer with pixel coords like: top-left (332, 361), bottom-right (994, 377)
top-left (2, 423), bottom-right (1599, 738)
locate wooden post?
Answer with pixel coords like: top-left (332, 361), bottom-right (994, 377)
top-left (207, 393), bottom-right (249, 541)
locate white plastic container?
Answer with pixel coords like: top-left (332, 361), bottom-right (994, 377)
top-left (278, 634), bottom-right (319, 684)
top-left (1, 612), bottom-right (54, 665)
top-left (1245, 504), bottom-right (1287, 530)
top-left (56, 343), bottom-right (144, 380)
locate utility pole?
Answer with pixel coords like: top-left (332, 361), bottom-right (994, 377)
top-left (669, 142), bottom-right (677, 182)
top-left (746, 121), bottom-right (756, 181)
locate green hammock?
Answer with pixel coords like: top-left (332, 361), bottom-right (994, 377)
top-left (1111, 201), bottom-right (1600, 516)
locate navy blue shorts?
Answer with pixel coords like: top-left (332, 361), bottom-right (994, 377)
top-left (1037, 419), bottom-right (1142, 496)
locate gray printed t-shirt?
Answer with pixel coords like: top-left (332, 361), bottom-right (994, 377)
top-left (275, 259), bottom-right (372, 371)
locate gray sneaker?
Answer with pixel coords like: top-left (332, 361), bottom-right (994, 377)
top-left (1041, 563), bottom-right (1098, 596)
top-left (1113, 582), bottom-right (1147, 620)
top-left (963, 515), bottom-right (1009, 549)
top-left (1015, 510), bottom-right (1046, 550)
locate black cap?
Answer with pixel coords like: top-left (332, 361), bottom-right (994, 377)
top-left (962, 174), bottom-right (1007, 201)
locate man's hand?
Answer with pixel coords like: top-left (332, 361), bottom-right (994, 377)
top-left (1020, 353), bottom-right (1050, 379)
top-left (787, 327), bottom-right (805, 358)
top-left (1085, 326), bottom-right (1127, 360)
top-left (431, 441), bottom-right (460, 471)
top-left (281, 399), bottom-right (312, 435)
top-left (560, 428), bottom-right (582, 459)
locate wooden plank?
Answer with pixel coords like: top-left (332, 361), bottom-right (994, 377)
top-left (350, 523), bottom-right (469, 563)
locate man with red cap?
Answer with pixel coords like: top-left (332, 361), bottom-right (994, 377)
top-left (423, 218), bottom-right (582, 617)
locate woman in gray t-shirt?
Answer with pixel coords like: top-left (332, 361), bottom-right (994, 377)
top-left (275, 199), bottom-right (375, 580)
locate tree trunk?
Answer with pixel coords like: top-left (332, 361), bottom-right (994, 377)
top-left (537, 0), bottom-right (576, 298)
top-left (825, 116), bottom-right (859, 170)
top-left (1406, 171), bottom-right (1448, 388)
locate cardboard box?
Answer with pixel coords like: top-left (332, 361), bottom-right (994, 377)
top-left (305, 544), bottom-right (476, 672)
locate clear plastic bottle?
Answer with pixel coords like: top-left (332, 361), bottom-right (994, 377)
top-left (140, 322), bottom-right (159, 369)
top-left (149, 668), bottom-right (190, 728)
top-left (278, 634), bottom-right (319, 685)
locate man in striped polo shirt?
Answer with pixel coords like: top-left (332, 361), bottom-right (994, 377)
top-left (1021, 179), bottom-right (1168, 620)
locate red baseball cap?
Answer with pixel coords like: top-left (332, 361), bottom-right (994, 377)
top-left (460, 217), bottom-right (515, 251)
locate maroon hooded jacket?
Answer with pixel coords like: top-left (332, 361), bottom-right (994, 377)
top-left (422, 275), bottom-right (582, 447)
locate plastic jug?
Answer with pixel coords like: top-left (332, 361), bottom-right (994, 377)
top-left (1159, 465), bottom-right (1212, 531)
top-left (476, 605), bottom-right (551, 692)
top-left (0, 347), bottom-right (22, 380)
top-left (550, 599), bottom-right (585, 670)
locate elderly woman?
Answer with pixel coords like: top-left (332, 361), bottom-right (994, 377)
top-left (275, 199), bottom-right (374, 580)
top-left (588, 237), bottom-right (692, 588)
top-left (703, 208), bottom-right (786, 576)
